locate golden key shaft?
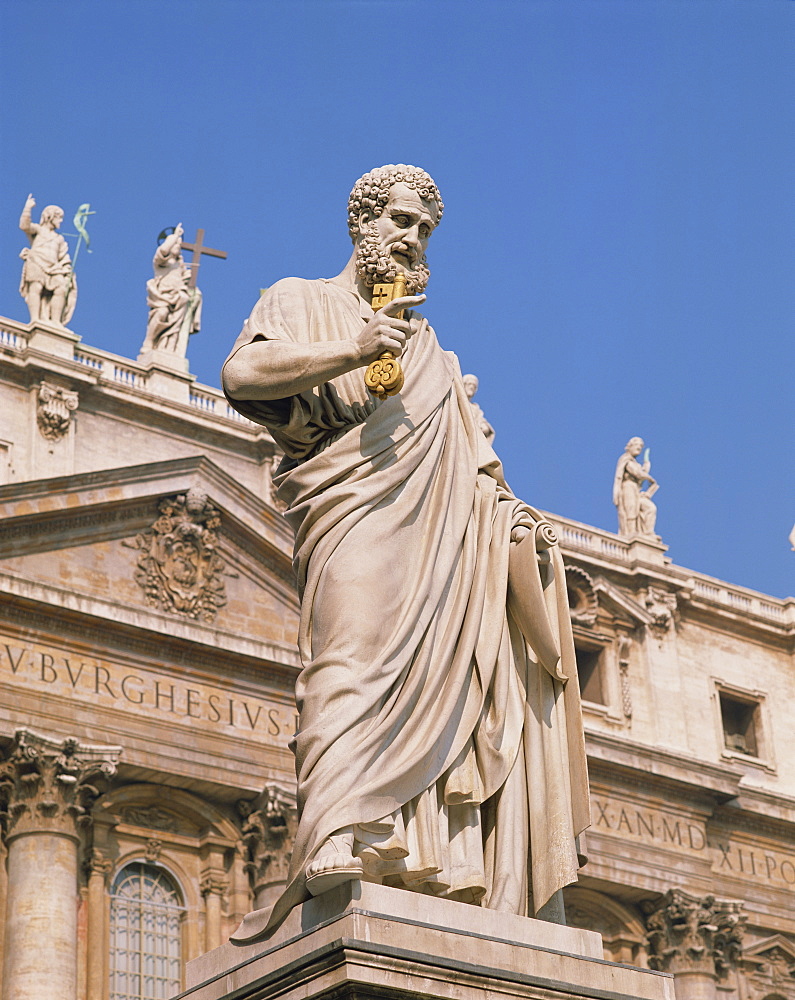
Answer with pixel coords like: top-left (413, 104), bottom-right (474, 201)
top-left (364, 272), bottom-right (407, 398)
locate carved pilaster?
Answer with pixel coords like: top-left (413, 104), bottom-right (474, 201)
top-left (617, 634), bottom-right (633, 719)
top-left (200, 868), bottom-right (229, 952)
top-left (237, 783), bottom-right (298, 909)
top-left (0, 728), bottom-right (122, 843)
top-left (85, 848), bottom-right (113, 1000)
top-left (644, 889), bottom-right (746, 981)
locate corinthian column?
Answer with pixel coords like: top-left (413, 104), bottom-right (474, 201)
top-left (237, 783), bottom-right (298, 912)
top-left (644, 889), bottom-right (746, 1000)
top-left (0, 729), bottom-right (121, 1000)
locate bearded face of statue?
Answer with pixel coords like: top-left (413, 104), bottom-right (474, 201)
top-left (354, 182), bottom-right (438, 296)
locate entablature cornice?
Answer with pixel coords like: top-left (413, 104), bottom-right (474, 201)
top-left (586, 728), bottom-right (744, 805)
top-left (0, 457), bottom-right (294, 590)
top-left (0, 576), bottom-right (300, 679)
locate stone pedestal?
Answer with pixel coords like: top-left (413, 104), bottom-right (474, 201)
top-left (180, 881), bottom-right (674, 1000)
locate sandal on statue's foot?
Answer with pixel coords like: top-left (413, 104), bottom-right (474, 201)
top-left (305, 852), bottom-right (364, 896)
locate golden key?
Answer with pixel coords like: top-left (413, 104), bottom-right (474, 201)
top-left (364, 272), bottom-right (407, 398)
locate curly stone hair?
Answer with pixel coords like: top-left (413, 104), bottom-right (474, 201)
top-left (40, 205), bottom-right (64, 227)
top-left (347, 164), bottom-right (444, 243)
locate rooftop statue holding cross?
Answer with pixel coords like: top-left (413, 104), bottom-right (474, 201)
top-left (139, 223), bottom-right (226, 361)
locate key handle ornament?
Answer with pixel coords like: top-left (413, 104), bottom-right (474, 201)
top-left (364, 272), bottom-right (408, 398)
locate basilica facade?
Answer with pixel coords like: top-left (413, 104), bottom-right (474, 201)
top-left (0, 313), bottom-right (792, 1000)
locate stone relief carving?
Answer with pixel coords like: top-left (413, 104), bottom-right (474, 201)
top-left (616, 634), bottom-right (633, 719)
top-left (0, 729), bottom-right (120, 841)
top-left (37, 381), bottom-right (79, 441)
top-left (145, 837), bottom-right (163, 861)
top-left (238, 783), bottom-right (298, 908)
top-left (126, 489), bottom-right (227, 621)
top-left (740, 935), bottom-right (795, 1000)
top-left (644, 587), bottom-right (678, 639)
top-left (120, 805), bottom-right (180, 833)
top-left (613, 437), bottom-right (659, 537)
top-left (18, 194), bottom-right (77, 326)
top-left (462, 373), bottom-right (495, 445)
top-left (565, 565), bottom-right (599, 627)
top-left (644, 888), bottom-right (746, 980)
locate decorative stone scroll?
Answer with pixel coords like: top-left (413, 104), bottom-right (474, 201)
top-left (565, 565), bottom-right (599, 627)
top-left (126, 488), bottom-right (227, 622)
top-left (238, 783), bottom-right (298, 908)
top-left (37, 381), bottom-right (78, 441)
top-left (644, 888), bottom-right (746, 980)
top-left (0, 728), bottom-right (121, 841)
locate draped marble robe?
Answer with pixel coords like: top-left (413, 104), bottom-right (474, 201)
top-left (224, 277), bottom-right (590, 941)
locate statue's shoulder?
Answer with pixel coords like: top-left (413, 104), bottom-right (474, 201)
top-left (264, 275), bottom-right (323, 297)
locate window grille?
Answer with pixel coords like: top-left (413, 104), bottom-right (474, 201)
top-left (109, 863), bottom-right (184, 1000)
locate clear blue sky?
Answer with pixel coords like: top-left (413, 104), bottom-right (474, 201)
top-left (2, 0), bottom-right (793, 598)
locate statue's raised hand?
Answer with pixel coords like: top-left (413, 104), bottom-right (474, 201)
top-left (356, 294), bottom-right (425, 365)
top-left (24, 194), bottom-right (36, 210)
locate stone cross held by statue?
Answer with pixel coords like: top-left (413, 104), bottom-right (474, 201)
top-left (181, 228), bottom-right (227, 288)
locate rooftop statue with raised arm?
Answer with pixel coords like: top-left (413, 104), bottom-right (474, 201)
top-left (140, 223), bottom-right (202, 358)
top-left (18, 194), bottom-right (76, 327)
top-left (223, 165), bottom-right (590, 940)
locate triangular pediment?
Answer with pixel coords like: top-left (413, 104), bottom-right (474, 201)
top-left (743, 934), bottom-right (795, 963)
top-left (0, 455), bottom-right (290, 558)
top-left (0, 456), bottom-right (299, 653)
top-left (591, 576), bottom-right (656, 627)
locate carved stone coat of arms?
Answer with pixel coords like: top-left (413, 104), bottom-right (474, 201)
top-left (128, 489), bottom-right (227, 622)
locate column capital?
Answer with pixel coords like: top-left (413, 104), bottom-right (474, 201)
top-left (84, 847), bottom-right (114, 880)
top-left (237, 782), bottom-right (298, 896)
top-left (0, 728), bottom-right (122, 843)
top-left (644, 888), bottom-right (746, 979)
top-left (200, 870), bottom-right (229, 898)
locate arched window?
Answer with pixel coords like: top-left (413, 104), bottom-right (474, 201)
top-left (109, 862), bottom-right (185, 1000)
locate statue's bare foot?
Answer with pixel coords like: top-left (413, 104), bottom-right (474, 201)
top-left (305, 828), bottom-right (364, 896)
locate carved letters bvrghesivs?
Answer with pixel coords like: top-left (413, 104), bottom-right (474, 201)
top-left (127, 489), bottom-right (227, 622)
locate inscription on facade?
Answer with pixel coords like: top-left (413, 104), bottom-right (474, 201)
top-left (592, 795), bottom-right (795, 890)
top-left (1, 636), bottom-right (296, 745)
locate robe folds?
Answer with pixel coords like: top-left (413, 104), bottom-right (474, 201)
top-left (224, 277), bottom-right (590, 941)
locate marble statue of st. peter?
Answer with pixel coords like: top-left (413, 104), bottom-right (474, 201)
top-left (223, 165), bottom-right (589, 940)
